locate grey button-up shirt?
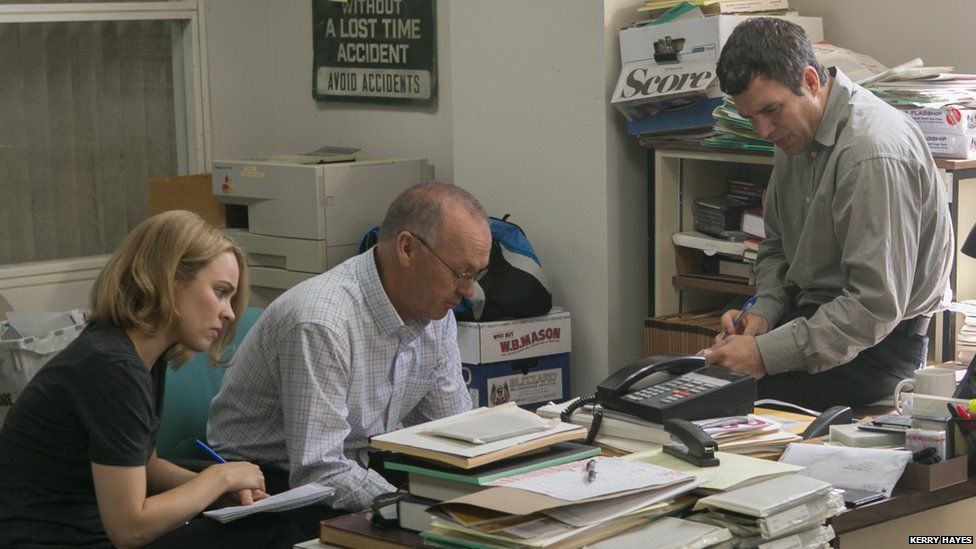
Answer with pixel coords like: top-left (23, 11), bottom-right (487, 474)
top-left (752, 68), bottom-right (953, 375)
top-left (207, 249), bottom-right (472, 511)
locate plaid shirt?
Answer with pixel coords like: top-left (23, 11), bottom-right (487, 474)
top-left (207, 249), bottom-right (472, 510)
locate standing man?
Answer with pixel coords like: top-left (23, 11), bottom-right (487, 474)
top-left (208, 182), bottom-right (491, 515)
top-left (705, 18), bottom-right (952, 409)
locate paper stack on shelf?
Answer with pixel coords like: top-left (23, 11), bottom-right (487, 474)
top-left (636, 0), bottom-right (792, 22)
top-left (689, 474), bottom-right (843, 547)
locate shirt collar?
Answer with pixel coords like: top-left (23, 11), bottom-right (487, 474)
top-left (358, 247), bottom-right (428, 342)
top-left (812, 67), bottom-right (853, 149)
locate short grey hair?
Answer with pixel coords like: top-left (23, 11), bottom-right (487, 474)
top-left (378, 181), bottom-right (488, 244)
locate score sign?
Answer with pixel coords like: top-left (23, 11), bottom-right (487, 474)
top-left (312, 0), bottom-right (436, 105)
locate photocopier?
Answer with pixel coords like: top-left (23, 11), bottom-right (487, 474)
top-left (212, 153), bottom-right (434, 307)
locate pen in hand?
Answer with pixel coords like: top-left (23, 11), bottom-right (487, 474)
top-left (721, 295), bottom-right (758, 340)
top-left (194, 438), bottom-right (227, 464)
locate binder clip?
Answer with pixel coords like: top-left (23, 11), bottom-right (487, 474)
top-left (652, 36), bottom-right (684, 64)
top-left (663, 418), bottom-right (720, 467)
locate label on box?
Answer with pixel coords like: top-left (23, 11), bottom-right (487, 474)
top-left (906, 108), bottom-right (976, 136)
top-left (485, 368), bottom-right (564, 407)
top-left (925, 133), bottom-right (976, 159)
top-left (611, 59), bottom-right (721, 121)
top-left (457, 310), bottom-right (571, 364)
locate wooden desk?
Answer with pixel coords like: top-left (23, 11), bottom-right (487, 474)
top-left (831, 478), bottom-right (976, 547)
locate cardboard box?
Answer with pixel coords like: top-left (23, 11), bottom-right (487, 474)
top-left (456, 310), bottom-right (571, 365)
top-left (149, 174), bottom-right (247, 229)
top-left (618, 15), bottom-right (824, 66)
top-left (463, 353), bottom-right (569, 410)
top-left (905, 108), bottom-right (976, 136)
top-left (644, 310), bottom-right (722, 356)
top-left (611, 58), bottom-right (723, 122)
top-left (896, 455), bottom-right (968, 491)
top-left (924, 133), bottom-right (976, 159)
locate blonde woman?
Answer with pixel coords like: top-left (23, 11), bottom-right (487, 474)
top-left (0, 211), bottom-right (295, 548)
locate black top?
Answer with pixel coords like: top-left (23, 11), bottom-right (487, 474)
top-left (0, 321), bottom-right (166, 547)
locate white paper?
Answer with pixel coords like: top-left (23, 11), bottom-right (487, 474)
top-left (486, 456), bottom-right (694, 502)
top-left (371, 402), bottom-right (582, 458)
top-left (778, 443), bottom-right (911, 497)
top-left (203, 483), bottom-right (334, 523)
top-left (544, 478), bottom-right (702, 527)
top-left (627, 448), bottom-right (805, 492)
top-left (426, 405), bottom-right (556, 444)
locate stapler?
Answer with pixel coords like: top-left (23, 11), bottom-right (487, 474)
top-left (663, 418), bottom-right (720, 467)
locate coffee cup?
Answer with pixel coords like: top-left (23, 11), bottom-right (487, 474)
top-left (894, 368), bottom-right (957, 414)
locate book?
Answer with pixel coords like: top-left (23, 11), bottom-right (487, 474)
top-left (397, 494), bottom-right (437, 533)
top-left (369, 403), bottom-right (587, 469)
top-left (718, 258), bottom-right (753, 280)
top-left (387, 442), bottom-right (600, 502)
top-left (203, 483), bottom-right (334, 523)
top-left (672, 231), bottom-right (747, 257)
top-left (693, 474), bottom-right (832, 517)
top-left (319, 510), bottom-right (424, 548)
top-left (741, 208), bottom-right (765, 239)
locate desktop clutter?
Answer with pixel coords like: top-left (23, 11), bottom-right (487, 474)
top-left (315, 355), bottom-right (976, 549)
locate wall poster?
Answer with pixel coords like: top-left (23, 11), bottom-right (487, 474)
top-left (312, 0), bottom-right (436, 105)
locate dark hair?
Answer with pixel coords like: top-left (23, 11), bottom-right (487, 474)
top-left (716, 18), bottom-right (827, 96)
top-left (378, 181), bottom-right (488, 245)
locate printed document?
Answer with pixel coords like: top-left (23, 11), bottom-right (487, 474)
top-left (487, 456), bottom-right (694, 502)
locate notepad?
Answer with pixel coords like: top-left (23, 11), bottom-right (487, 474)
top-left (426, 405), bottom-right (557, 444)
top-left (203, 483), bottom-right (334, 523)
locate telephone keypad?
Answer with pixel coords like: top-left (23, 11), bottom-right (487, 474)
top-left (623, 372), bottom-right (726, 405)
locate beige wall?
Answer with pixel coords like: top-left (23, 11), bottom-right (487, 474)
top-left (791, 0), bottom-right (976, 72)
top-left (205, 0), bottom-right (650, 394)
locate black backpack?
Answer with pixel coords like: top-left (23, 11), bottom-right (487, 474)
top-left (357, 215), bottom-right (552, 321)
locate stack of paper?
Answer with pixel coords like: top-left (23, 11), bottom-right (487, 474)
top-left (626, 447), bottom-right (804, 493)
top-left (385, 442), bottom-right (601, 502)
top-left (370, 402), bottom-right (586, 469)
top-left (203, 483), bottom-right (334, 523)
top-left (689, 474), bottom-right (843, 547)
top-left (424, 457), bottom-right (703, 547)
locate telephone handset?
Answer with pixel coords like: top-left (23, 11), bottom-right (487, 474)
top-left (595, 355), bottom-right (756, 424)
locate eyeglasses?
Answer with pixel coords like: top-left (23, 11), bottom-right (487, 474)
top-left (409, 232), bottom-right (488, 287)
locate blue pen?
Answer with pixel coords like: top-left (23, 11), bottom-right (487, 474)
top-left (194, 439), bottom-right (227, 464)
top-left (721, 295), bottom-right (758, 339)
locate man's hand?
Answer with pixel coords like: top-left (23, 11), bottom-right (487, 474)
top-left (716, 311), bottom-right (769, 341)
top-left (704, 335), bottom-right (767, 380)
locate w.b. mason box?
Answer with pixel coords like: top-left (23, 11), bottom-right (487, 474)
top-left (462, 353), bottom-right (570, 411)
top-left (456, 310), bottom-right (572, 410)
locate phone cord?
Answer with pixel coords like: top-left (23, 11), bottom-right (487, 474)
top-left (560, 394), bottom-right (603, 445)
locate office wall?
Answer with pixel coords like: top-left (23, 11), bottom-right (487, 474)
top-left (449, 0), bottom-right (646, 395)
top-left (791, 0), bottom-right (976, 73)
top-left (205, 0), bottom-right (649, 395)
top-left (206, 0), bottom-right (456, 177)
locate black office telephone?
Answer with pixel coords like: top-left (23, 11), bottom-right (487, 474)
top-left (594, 355), bottom-right (756, 424)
